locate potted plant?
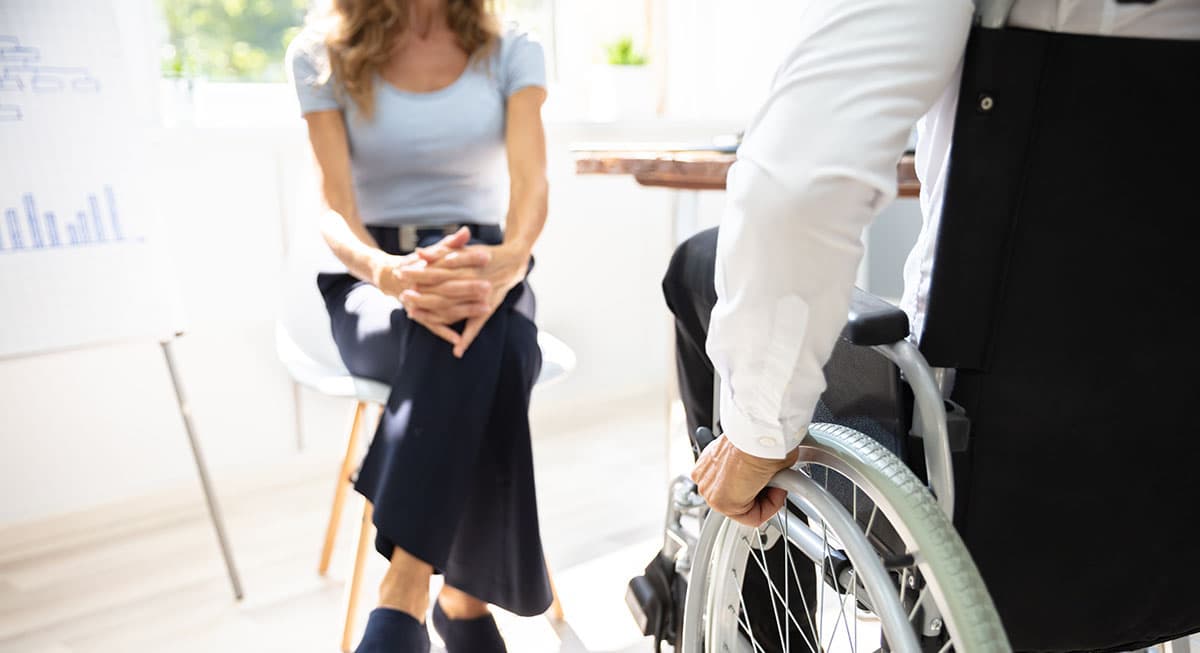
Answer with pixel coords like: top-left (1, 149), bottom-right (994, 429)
top-left (590, 35), bottom-right (655, 120)
top-left (159, 42), bottom-right (197, 126)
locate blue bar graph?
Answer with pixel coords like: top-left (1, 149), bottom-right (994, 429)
top-left (1, 186), bottom-right (134, 255)
top-left (105, 186), bottom-right (123, 240)
top-left (23, 194), bottom-right (44, 248)
top-left (88, 193), bottom-right (105, 242)
top-left (45, 212), bottom-right (60, 246)
top-left (5, 208), bottom-right (24, 249)
top-left (76, 211), bottom-right (90, 243)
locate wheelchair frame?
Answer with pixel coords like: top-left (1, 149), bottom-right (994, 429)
top-left (635, 287), bottom-right (998, 651)
top-left (698, 318), bottom-right (960, 646)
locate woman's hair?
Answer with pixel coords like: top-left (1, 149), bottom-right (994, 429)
top-left (319, 0), bottom-right (499, 118)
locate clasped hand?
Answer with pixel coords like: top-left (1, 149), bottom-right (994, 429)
top-left (373, 227), bottom-right (528, 358)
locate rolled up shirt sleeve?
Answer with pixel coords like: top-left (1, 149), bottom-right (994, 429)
top-left (707, 0), bottom-right (973, 459)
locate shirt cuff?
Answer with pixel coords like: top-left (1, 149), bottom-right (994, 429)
top-left (719, 390), bottom-right (797, 460)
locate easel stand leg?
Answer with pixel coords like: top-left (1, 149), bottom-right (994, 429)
top-left (161, 339), bottom-right (245, 601)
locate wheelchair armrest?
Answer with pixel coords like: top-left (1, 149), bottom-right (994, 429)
top-left (842, 288), bottom-right (910, 346)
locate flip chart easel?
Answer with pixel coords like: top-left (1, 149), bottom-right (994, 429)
top-left (0, 0), bottom-right (243, 600)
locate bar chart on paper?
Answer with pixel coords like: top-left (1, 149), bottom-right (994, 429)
top-left (0, 1), bottom-right (180, 358)
top-left (0, 186), bottom-right (142, 253)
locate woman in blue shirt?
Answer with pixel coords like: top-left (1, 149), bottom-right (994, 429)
top-left (287, 1), bottom-right (549, 651)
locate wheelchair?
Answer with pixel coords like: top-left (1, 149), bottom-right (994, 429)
top-left (628, 2), bottom-right (1200, 649)
top-left (629, 289), bottom-right (1010, 653)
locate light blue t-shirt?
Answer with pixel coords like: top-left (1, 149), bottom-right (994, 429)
top-left (287, 28), bottom-right (546, 227)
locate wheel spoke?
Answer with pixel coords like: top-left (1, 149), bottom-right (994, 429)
top-left (820, 520), bottom-right (830, 652)
top-left (865, 503), bottom-right (879, 541)
top-left (734, 569), bottom-right (770, 653)
top-left (841, 569), bottom-right (858, 650)
top-left (740, 533), bottom-right (788, 651)
top-left (907, 586), bottom-right (928, 623)
top-left (741, 533), bottom-right (818, 651)
top-left (853, 567), bottom-right (860, 652)
top-left (823, 549), bottom-right (852, 651)
top-left (852, 488), bottom-right (859, 652)
top-left (783, 507), bottom-right (791, 653)
top-left (820, 472), bottom-right (856, 651)
top-left (781, 516), bottom-right (821, 649)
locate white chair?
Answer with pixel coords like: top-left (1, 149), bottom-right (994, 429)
top-left (275, 318), bottom-right (575, 653)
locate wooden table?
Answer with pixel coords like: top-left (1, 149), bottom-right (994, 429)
top-left (575, 149), bottom-right (921, 197)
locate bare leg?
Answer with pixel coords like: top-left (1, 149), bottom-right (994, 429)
top-left (438, 584), bottom-right (490, 619)
top-left (379, 546), bottom-right (434, 622)
top-left (432, 583), bottom-right (507, 652)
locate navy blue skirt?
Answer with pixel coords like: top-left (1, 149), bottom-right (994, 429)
top-left (316, 226), bottom-right (551, 617)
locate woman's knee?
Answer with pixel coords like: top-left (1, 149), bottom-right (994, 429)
top-left (341, 346), bottom-right (399, 383)
top-left (326, 296), bottom-right (407, 382)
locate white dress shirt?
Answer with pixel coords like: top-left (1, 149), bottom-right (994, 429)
top-left (709, 0), bottom-right (1200, 460)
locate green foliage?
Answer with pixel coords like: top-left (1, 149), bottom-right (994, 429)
top-left (159, 0), bottom-right (309, 81)
top-left (604, 36), bottom-right (647, 66)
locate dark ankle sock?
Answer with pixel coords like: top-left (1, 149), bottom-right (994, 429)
top-left (355, 608), bottom-right (430, 653)
top-left (432, 600), bottom-right (507, 653)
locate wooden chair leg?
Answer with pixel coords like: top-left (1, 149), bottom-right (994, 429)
top-left (342, 500), bottom-right (374, 653)
top-left (546, 562), bottom-right (565, 622)
top-left (320, 402), bottom-right (366, 575)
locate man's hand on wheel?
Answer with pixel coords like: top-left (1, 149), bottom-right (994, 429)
top-left (691, 434), bottom-right (800, 527)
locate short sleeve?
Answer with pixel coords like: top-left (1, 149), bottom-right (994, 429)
top-left (499, 31), bottom-right (546, 97)
top-left (286, 29), bottom-right (341, 115)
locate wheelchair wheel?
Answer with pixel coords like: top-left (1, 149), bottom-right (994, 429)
top-left (680, 423), bottom-right (1010, 652)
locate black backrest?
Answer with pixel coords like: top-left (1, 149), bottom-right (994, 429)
top-left (912, 25), bottom-right (1200, 650)
top-left (918, 27), bottom-right (1200, 372)
top-left (817, 336), bottom-right (907, 458)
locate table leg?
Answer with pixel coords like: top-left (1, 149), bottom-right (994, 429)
top-left (665, 190), bottom-right (704, 481)
top-left (671, 190), bottom-right (701, 246)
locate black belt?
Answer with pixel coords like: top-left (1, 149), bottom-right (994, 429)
top-left (367, 223), bottom-right (502, 255)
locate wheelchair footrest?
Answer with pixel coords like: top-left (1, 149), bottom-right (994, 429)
top-left (626, 551), bottom-right (686, 647)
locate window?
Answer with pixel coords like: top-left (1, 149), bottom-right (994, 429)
top-left (158, 0), bottom-right (552, 84)
top-left (159, 0), bottom-right (308, 83)
top-left (497, 0), bottom-right (558, 81)
top-left (156, 0), bottom-right (803, 126)
top-left (502, 0), bottom-right (807, 122)
top-left (660, 0), bottom-right (808, 121)
top-left (156, 0), bottom-right (564, 126)
top-left (517, 0), bottom-right (653, 120)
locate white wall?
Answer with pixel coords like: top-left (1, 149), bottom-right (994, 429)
top-left (0, 119), bottom-right (740, 525)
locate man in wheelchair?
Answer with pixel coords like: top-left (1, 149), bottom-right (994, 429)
top-left (629, 1), bottom-right (1200, 651)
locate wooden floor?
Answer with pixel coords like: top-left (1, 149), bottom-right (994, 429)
top-left (4, 391), bottom-right (1197, 653)
top-left (0, 395), bottom-right (678, 653)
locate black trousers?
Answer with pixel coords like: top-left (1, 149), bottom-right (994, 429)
top-left (316, 226), bottom-right (552, 617)
top-left (663, 227), bottom-right (819, 651)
